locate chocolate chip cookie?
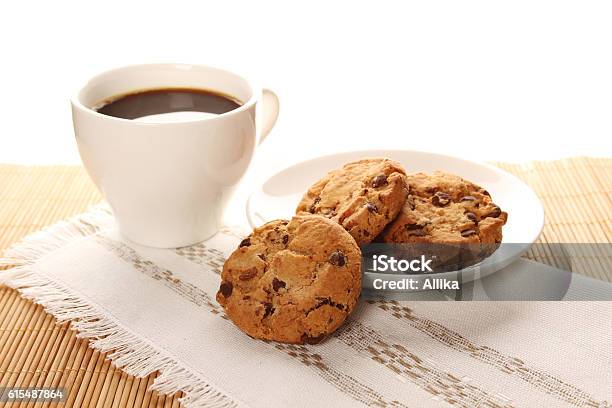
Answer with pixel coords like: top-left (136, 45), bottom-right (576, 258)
top-left (217, 215), bottom-right (361, 344)
top-left (296, 158), bottom-right (408, 245)
top-left (378, 172), bottom-right (508, 267)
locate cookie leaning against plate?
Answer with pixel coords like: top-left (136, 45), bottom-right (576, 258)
top-left (296, 158), bottom-right (408, 245)
top-left (379, 171), bottom-right (508, 253)
top-left (216, 215), bottom-right (361, 344)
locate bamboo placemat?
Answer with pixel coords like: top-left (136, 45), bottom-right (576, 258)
top-left (0, 158), bottom-right (610, 407)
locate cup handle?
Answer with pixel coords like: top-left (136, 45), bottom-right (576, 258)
top-left (258, 88), bottom-right (279, 145)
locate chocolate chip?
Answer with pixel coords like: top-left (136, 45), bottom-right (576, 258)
top-left (239, 268), bottom-right (258, 281)
top-left (465, 212), bottom-right (477, 222)
top-left (487, 206), bottom-right (502, 218)
top-left (282, 234), bottom-right (289, 245)
top-left (405, 223), bottom-right (422, 230)
top-left (258, 253), bottom-right (267, 261)
top-left (371, 175), bottom-right (388, 188)
top-left (461, 195), bottom-right (476, 202)
top-left (301, 333), bottom-right (325, 345)
top-left (263, 302), bottom-right (274, 318)
top-left (432, 192), bottom-right (451, 207)
top-left (316, 298), bottom-right (331, 306)
top-left (335, 304), bottom-right (345, 311)
top-left (219, 282), bottom-right (233, 297)
top-left (481, 189), bottom-right (490, 197)
top-left (408, 229), bottom-right (427, 237)
top-left (406, 196), bottom-right (416, 210)
top-left (366, 203), bottom-right (378, 213)
top-left (329, 250), bottom-right (346, 267)
top-left (309, 197), bottom-right (321, 213)
top-left (239, 238), bottom-right (251, 248)
top-left (461, 229), bottom-right (477, 237)
top-left (272, 277), bottom-right (286, 291)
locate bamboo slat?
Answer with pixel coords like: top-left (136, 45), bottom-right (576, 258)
top-left (0, 166), bottom-right (178, 407)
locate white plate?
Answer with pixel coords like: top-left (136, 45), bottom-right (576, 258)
top-left (246, 150), bottom-right (544, 288)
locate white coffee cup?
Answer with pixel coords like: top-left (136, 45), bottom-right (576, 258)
top-left (71, 63), bottom-right (279, 248)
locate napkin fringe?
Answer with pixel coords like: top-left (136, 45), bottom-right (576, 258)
top-left (0, 205), bottom-right (114, 267)
top-left (0, 206), bottom-right (238, 408)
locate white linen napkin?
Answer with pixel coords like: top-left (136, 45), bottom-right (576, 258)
top-left (1, 206), bottom-right (610, 407)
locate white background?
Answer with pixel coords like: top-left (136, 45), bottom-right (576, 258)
top-left (0, 0), bottom-right (611, 167)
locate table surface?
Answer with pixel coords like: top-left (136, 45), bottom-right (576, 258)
top-left (0, 157), bottom-right (610, 407)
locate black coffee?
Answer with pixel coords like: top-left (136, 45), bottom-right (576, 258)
top-left (96, 88), bottom-right (241, 120)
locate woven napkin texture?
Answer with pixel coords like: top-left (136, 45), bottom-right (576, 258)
top-left (0, 206), bottom-right (610, 408)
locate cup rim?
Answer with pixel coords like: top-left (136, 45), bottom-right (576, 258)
top-left (70, 63), bottom-right (260, 126)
